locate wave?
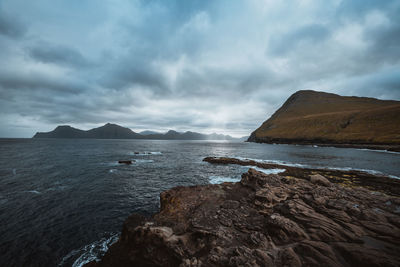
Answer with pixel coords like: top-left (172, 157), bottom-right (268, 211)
top-left (128, 151), bottom-right (162, 156)
top-left (26, 190), bottom-right (41, 194)
top-left (234, 156), bottom-right (310, 168)
top-left (357, 148), bottom-right (400, 155)
top-left (232, 157), bottom-right (399, 179)
top-left (134, 159), bottom-right (154, 163)
top-left (209, 176), bottom-right (241, 184)
top-left (242, 166), bottom-right (286, 175)
top-left (59, 233), bottom-right (119, 267)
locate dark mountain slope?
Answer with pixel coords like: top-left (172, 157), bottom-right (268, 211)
top-left (33, 124), bottom-right (237, 140)
top-left (33, 125), bottom-right (87, 138)
top-left (248, 90), bottom-right (400, 145)
top-left (86, 123), bottom-right (141, 139)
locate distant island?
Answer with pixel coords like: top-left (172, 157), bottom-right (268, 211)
top-left (33, 123), bottom-right (245, 141)
top-left (248, 90), bottom-right (400, 151)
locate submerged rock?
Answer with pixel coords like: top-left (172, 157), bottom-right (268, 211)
top-left (118, 160), bottom-right (134, 165)
top-left (86, 167), bottom-right (400, 267)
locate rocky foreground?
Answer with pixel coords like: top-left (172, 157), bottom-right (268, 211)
top-left (86, 159), bottom-right (400, 267)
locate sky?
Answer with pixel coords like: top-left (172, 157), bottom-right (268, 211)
top-left (0, 0), bottom-right (399, 137)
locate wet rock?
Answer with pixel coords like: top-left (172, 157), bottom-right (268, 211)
top-left (118, 160), bottom-right (133, 165)
top-left (309, 174), bottom-right (331, 186)
top-left (86, 167), bottom-right (400, 267)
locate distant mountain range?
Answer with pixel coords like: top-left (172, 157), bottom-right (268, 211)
top-left (33, 123), bottom-right (245, 141)
top-left (248, 90), bottom-right (400, 145)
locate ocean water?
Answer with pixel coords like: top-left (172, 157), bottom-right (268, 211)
top-left (0, 138), bottom-right (399, 267)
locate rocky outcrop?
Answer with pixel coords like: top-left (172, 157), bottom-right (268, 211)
top-left (248, 90), bottom-right (400, 151)
top-left (203, 157), bottom-right (400, 196)
top-left (86, 165), bottom-right (400, 266)
top-left (118, 160), bottom-right (134, 165)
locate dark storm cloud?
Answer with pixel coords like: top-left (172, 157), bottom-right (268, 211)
top-left (0, 0), bottom-right (399, 137)
top-left (0, 72), bottom-right (83, 94)
top-left (28, 42), bottom-right (90, 67)
top-left (0, 11), bottom-right (26, 38)
top-left (101, 56), bottom-right (169, 93)
top-left (268, 24), bottom-right (331, 55)
top-left (337, 0), bottom-right (397, 18)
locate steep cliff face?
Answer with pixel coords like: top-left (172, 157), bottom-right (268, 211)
top-left (248, 90), bottom-right (400, 145)
top-left (86, 165), bottom-right (400, 267)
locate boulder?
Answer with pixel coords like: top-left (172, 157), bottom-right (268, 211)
top-left (309, 174), bottom-right (331, 186)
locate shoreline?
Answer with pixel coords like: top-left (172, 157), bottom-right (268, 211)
top-left (203, 156), bottom-right (400, 196)
top-left (247, 138), bottom-right (400, 153)
top-left (86, 157), bottom-right (400, 266)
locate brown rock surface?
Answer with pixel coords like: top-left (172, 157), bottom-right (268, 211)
top-left (86, 165), bottom-right (400, 267)
top-left (203, 156), bottom-right (400, 196)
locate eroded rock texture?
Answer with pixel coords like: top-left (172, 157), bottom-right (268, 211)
top-left (87, 169), bottom-right (400, 267)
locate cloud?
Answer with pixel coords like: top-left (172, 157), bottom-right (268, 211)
top-left (0, 0), bottom-right (399, 137)
top-left (268, 24), bottom-right (332, 56)
top-left (28, 41), bottom-right (90, 67)
top-left (0, 10), bottom-right (26, 38)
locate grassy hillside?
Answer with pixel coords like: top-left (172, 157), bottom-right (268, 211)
top-left (249, 90), bottom-right (400, 145)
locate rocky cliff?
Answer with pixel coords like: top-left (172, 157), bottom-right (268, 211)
top-left (248, 90), bottom-right (400, 149)
top-left (86, 159), bottom-right (400, 267)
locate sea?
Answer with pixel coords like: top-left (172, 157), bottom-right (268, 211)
top-left (0, 138), bottom-right (399, 267)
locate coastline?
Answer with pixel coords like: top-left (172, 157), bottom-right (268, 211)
top-left (85, 157), bottom-right (400, 266)
top-left (246, 136), bottom-right (400, 153)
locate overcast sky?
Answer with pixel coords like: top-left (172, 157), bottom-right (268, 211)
top-left (0, 0), bottom-right (399, 137)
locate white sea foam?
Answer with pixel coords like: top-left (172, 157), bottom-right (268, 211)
top-left (109, 169), bottom-right (117, 173)
top-left (209, 176), bottom-right (240, 184)
top-left (234, 157), bottom-right (310, 168)
top-left (59, 233), bottom-right (119, 267)
top-left (134, 159), bottom-right (154, 163)
top-left (231, 157), bottom-right (400, 179)
top-left (357, 148), bottom-right (400, 155)
top-left (250, 167), bottom-right (286, 175)
top-left (128, 151), bottom-right (162, 156)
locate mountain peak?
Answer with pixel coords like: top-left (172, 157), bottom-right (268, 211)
top-left (103, 123), bottom-right (120, 127)
top-left (33, 124), bottom-right (240, 141)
